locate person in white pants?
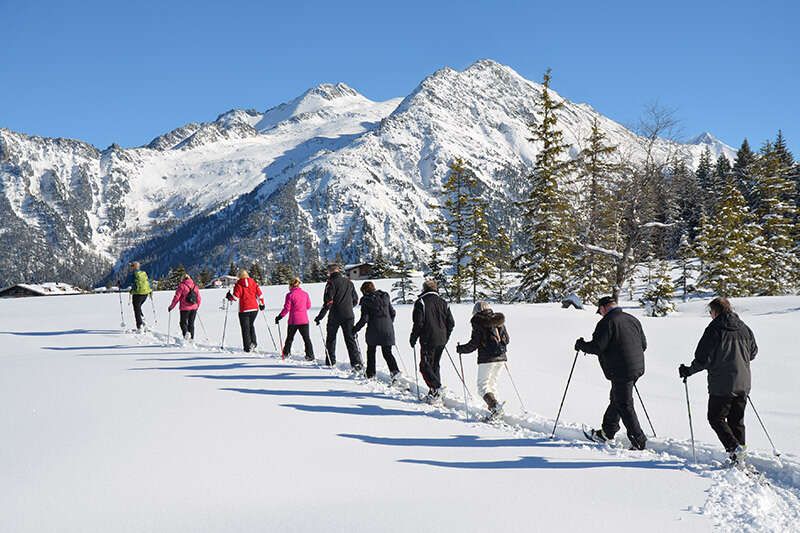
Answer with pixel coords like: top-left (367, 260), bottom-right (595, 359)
top-left (456, 301), bottom-right (510, 417)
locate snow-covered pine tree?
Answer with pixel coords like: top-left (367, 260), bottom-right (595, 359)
top-left (674, 232), bottom-right (698, 301)
top-left (425, 247), bottom-right (450, 299)
top-left (639, 259), bottom-right (676, 317)
top-left (484, 226), bottom-right (512, 303)
top-left (158, 264), bottom-right (187, 291)
top-left (249, 262), bottom-right (265, 285)
top-left (750, 136), bottom-right (799, 294)
top-left (370, 252), bottom-right (393, 279)
top-left (574, 118), bottom-right (620, 303)
top-left (695, 176), bottom-right (759, 296)
top-left (270, 263), bottom-right (294, 285)
top-left (671, 158), bottom-right (704, 241)
top-left (709, 154), bottom-right (732, 210)
top-left (696, 146), bottom-right (714, 213)
top-left (465, 200), bottom-right (494, 301)
top-left (516, 69), bottom-right (576, 302)
top-left (228, 262), bottom-right (238, 276)
top-left (432, 157), bottom-right (480, 303)
top-left (197, 268), bottom-right (213, 288)
top-left (391, 255), bottom-right (415, 304)
top-left (304, 259), bottom-right (328, 283)
top-left (732, 138), bottom-right (758, 210)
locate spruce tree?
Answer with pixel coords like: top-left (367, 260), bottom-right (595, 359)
top-left (733, 138), bottom-right (758, 209)
top-left (158, 264), bottom-right (187, 291)
top-left (517, 68), bottom-right (576, 302)
top-left (639, 259), bottom-right (676, 317)
top-left (249, 262), bottom-right (265, 285)
top-left (484, 226), bottom-right (512, 303)
top-left (270, 263), bottom-right (294, 285)
top-left (696, 146), bottom-right (714, 213)
top-left (425, 248), bottom-right (449, 298)
top-left (695, 177), bottom-right (759, 296)
top-left (370, 252), bottom-right (393, 279)
top-left (197, 268), bottom-right (213, 288)
top-left (391, 256), bottom-right (415, 304)
top-left (674, 232), bottom-right (698, 301)
top-left (228, 262), bottom-right (238, 276)
top-left (671, 158), bottom-right (704, 241)
top-left (464, 201), bottom-right (494, 301)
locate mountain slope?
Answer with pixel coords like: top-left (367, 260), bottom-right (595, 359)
top-left (0, 60), bottom-right (734, 286)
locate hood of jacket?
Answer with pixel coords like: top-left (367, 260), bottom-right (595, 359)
top-left (712, 311), bottom-right (746, 332)
top-left (471, 310), bottom-right (505, 328)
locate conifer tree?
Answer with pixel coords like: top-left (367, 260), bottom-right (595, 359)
top-left (695, 146), bottom-right (714, 213)
top-left (733, 138), bottom-right (758, 209)
top-left (671, 158), bottom-right (704, 241)
top-left (270, 263), bottom-right (294, 285)
top-left (695, 177), bottom-right (759, 296)
top-left (484, 226), bottom-right (512, 303)
top-left (517, 68), bottom-right (576, 302)
top-left (249, 262), bottom-right (265, 285)
top-left (158, 264), bottom-right (187, 291)
top-left (370, 252), bottom-right (393, 279)
top-left (304, 259), bottom-right (328, 283)
top-left (425, 248), bottom-right (449, 298)
top-left (465, 201), bottom-right (494, 301)
top-left (639, 259), bottom-right (676, 317)
top-left (674, 232), bottom-right (698, 301)
top-left (391, 255), bottom-right (415, 304)
top-left (228, 262), bottom-right (238, 276)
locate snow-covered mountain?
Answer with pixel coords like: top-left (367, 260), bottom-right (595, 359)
top-left (0, 60), bottom-right (735, 286)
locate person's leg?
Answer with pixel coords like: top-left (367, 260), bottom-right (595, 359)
top-left (728, 395), bottom-right (747, 446)
top-left (477, 363), bottom-right (496, 408)
top-left (248, 312), bottom-right (257, 348)
top-left (708, 395), bottom-right (739, 451)
top-left (601, 385), bottom-right (622, 439)
top-left (284, 324), bottom-right (298, 356)
top-left (325, 319), bottom-right (338, 365)
top-left (238, 312), bottom-right (251, 351)
top-left (341, 319), bottom-right (362, 369)
top-left (430, 345), bottom-right (445, 390)
top-left (366, 345), bottom-right (377, 378)
top-left (614, 380), bottom-right (646, 449)
top-left (180, 311), bottom-right (189, 338)
top-left (381, 345), bottom-right (399, 375)
top-left (132, 295), bottom-right (146, 329)
top-left (187, 310), bottom-right (196, 339)
top-left (298, 324), bottom-right (314, 359)
top-left (419, 345), bottom-right (441, 391)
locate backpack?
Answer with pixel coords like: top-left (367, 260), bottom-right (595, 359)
top-left (185, 282), bottom-right (198, 304)
top-left (482, 324), bottom-right (508, 356)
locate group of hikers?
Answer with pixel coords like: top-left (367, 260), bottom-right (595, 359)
top-left (125, 261), bottom-right (759, 466)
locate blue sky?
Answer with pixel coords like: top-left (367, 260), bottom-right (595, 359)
top-left (1, 0), bottom-right (798, 155)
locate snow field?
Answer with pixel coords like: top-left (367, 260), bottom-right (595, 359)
top-left (1, 283), bottom-right (799, 532)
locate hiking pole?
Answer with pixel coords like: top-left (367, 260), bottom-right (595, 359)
top-left (412, 345), bottom-right (421, 400)
top-left (149, 293), bottom-right (159, 328)
top-left (634, 384), bottom-right (657, 438)
top-left (117, 284), bottom-right (126, 329)
top-left (683, 378), bottom-right (697, 464)
top-left (444, 347), bottom-right (474, 399)
top-left (277, 321), bottom-right (285, 360)
top-left (504, 362), bottom-right (528, 413)
top-left (551, 350), bottom-right (580, 439)
top-left (220, 299), bottom-right (230, 350)
top-left (317, 323), bottom-right (333, 366)
top-left (393, 345), bottom-right (409, 374)
top-left (747, 394), bottom-right (781, 457)
top-left (457, 347), bottom-right (469, 418)
top-left (197, 311), bottom-right (211, 344)
top-left (167, 311), bottom-right (172, 345)
top-left (261, 313), bottom-right (279, 354)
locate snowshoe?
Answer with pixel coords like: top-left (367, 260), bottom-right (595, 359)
top-left (583, 426), bottom-right (611, 444)
top-left (482, 401), bottom-right (506, 423)
top-left (304, 355), bottom-right (315, 362)
top-left (422, 389), bottom-right (442, 405)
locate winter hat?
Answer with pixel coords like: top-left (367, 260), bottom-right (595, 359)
top-left (472, 301), bottom-right (491, 315)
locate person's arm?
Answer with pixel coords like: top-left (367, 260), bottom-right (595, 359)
top-left (350, 282), bottom-right (358, 307)
top-left (279, 293), bottom-right (291, 318)
top-left (168, 286), bottom-right (182, 311)
top-left (501, 325), bottom-right (509, 345)
top-left (256, 284), bottom-right (264, 306)
top-left (389, 301), bottom-right (396, 321)
top-left (457, 324), bottom-right (481, 354)
top-left (410, 299), bottom-right (423, 345)
top-left (232, 281), bottom-right (242, 300)
top-left (687, 326), bottom-right (715, 374)
top-left (747, 325), bottom-right (758, 361)
top-left (315, 282), bottom-right (332, 322)
top-left (305, 291), bottom-right (311, 311)
top-left (354, 301), bottom-right (368, 332)
top-left (581, 319), bottom-right (611, 355)
top-left (640, 322), bottom-right (647, 352)
top-left (195, 286), bottom-right (202, 307)
top-left (445, 304), bottom-right (455, 340)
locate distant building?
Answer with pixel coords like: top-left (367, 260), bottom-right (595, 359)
top-left (344, 263), bottom-right (373, 280)
top-left (206, 275), bottom-right (238, 289)
top-left (0, 283), bottom-right (84, 298)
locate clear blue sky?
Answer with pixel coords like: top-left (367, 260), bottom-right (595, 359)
top-left (1, 0), bottom-right (797, 155)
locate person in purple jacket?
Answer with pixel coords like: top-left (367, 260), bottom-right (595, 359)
top-left (275, 277), bottom-right (314, 361)
top-left (167, 274), bottom-right (202, 340)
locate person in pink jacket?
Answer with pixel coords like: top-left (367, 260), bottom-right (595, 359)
top-left (275, 277), bottom-right (314, 361)
top-left (168, 274), bottom-right (202, 340)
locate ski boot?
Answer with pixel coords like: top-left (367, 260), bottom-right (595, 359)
top-left (583, 427), bottom-right (611, 444)
top-left (423, 388), bottom-right (442, 405)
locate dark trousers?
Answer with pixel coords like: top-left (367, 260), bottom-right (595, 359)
top-left (708, 394), bottom-right (747, 452)
top-left (284, 324), bottom-right (314, 358)
top-left (132, 294), bottom-right (148, 329)
top-left (602, 379), bottom-right (647, 448)
top-left (238, 311), bottom-right (258, 351)
top-left (419, 344), bottom-right (445, 391)
top-left (325, 317), bottom-right (362, 368)
top-left (366, 345), bottom-right (399, 378)
top-left (179, 310), bottom-right (197, 339)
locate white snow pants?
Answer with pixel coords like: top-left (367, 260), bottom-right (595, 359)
top-left (477, 362), bottom-right (504, 397)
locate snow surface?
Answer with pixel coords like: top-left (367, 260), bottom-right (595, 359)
top-left (1, 284), bottom-right (798, 532)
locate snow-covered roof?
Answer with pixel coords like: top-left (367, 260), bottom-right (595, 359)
top-left (3, 283), bottom-right (84, 296)
top-left (344, 263), bottom-right (372, 270)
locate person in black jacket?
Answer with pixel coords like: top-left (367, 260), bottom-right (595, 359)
top-left (314, 264), bottom-right (363, 371)
top-left (575, 296), bottom-right (648, 450)
top-left (456, 301), bottom-right (509, 418)
top-left (679, 297), bottom-right (758, 463)
top-left (410, 279), bottom-right (455, 403)
top-left (354, 281), bottom-right (400, 381)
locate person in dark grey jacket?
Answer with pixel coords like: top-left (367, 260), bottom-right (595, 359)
top-left (314, 264), bottom-right (363, 371)
top-left (575, 296), bottom-right (648, 450)
top-left (679, 297), bottom-right (758, 462)
top-left (410, 279), bottom-right (455, 403)
top-left (354, 281), bottom-right (400, 380)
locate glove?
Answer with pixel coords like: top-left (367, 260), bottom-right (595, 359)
top-left (274, 315), bottom-right (282, 324)
top-left (167, 306), bottom-right (172, 313)
top-left (409, 334), bottom-right (417, 348)
top-left (353, 325), bottom-right (362, 334)
top-left (225, 292), bottom-right (234, 302)
top-left (678, 364), bottom-right (691, 379)
top-left (574, 337), bottom-right (587, 352)
top-left (456, 343), bottom-right (465, 354)
top-left (314, 317), bottom-right (321, 326)
top-left (259, 304), bottom-right (265, 311)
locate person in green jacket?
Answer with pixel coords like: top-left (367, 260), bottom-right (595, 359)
top-left (129, 261), bottom-right (152, 331)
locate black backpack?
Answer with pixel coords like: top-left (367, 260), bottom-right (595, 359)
top-left (186, 283), bottom-right (198, 304)
top-left (482, 325), bottom-right (508, 356)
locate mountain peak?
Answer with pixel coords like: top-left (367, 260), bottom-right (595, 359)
top-left (690, 131), bottom-right (719, 145)
top-left (302, 82), bottom-right (359, 101)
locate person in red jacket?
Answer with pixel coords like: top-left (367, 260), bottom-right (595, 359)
top-left (226, 270), bottom-right (264, 352)
top-left (275, 277), bottom-right (314, 361)
top-left (167, 274), bottom-right (202, 340)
